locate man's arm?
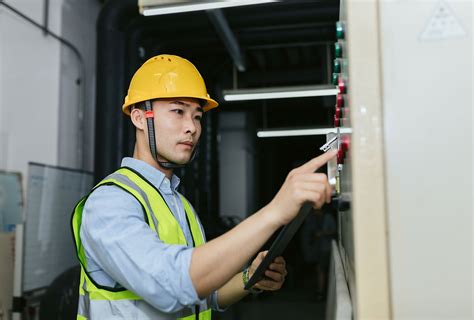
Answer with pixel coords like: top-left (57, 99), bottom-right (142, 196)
top-left (216, 252), bottom-right (287, 308)
top-left (190, 150), bottom-right (337, 298)
top-left (216, 272), bottom-right (248, 308)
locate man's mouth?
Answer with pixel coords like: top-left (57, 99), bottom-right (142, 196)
top-left (179, 141), bottom-right (194, 148)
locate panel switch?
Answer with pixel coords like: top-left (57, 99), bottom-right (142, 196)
top-left (336, 21), bottom-right (345, 40)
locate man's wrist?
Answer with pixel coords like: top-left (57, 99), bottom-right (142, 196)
top-left (242, 267), bottom-right (263, 294)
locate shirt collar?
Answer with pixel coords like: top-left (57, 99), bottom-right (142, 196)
top-left (120, 157), bottom-right (181, 193)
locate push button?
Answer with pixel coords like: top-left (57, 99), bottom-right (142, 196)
top-left (338, 78), bottom-right (346, 94)
top-left (334, 42), bottom-right (343, 58)
top-left (337, 136), bottom-right (350, 164)
top-left (336, 94), bottom-right (344, 109)
top-left (336, 22), bottom-right (345, 40)
top-left (333, 59), bottom-right (341, 73)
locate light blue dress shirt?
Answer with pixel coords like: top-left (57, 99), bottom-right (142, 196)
top-left (80, 157), bottom-right (222, 313)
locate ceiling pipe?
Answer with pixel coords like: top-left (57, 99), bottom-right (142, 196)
top-left (95, 0), bottom-right (138, 182)
top-left (207, 9), bottom-right (246, 72)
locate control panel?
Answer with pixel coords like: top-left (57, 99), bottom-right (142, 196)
top-left (327, 19), bottom-right (354, 276)
top-left (326, 2), bottom-right (472, 319)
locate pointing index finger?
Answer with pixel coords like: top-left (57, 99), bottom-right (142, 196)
top-left (300, 149), bottom-right (338, 173)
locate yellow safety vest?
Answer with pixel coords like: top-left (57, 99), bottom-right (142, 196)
top-left (71, 167), bottom-right (212, 320)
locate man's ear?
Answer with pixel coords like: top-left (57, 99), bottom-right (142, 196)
top-left (130, 108), bottom-right (146, 131)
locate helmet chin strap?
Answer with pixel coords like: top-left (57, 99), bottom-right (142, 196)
top-left (144, 100), bottom-right (198, 169)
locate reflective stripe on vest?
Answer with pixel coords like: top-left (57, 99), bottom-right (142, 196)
top-left (71, 167), bottom-right (211, 320)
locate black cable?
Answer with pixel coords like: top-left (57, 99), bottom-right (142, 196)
top-left (43, 0), bottom-right (49, 35)
top-left (144, 100), bottom-right (158, 163)
top-left (143, 100), bottom-right (199, 169)
top-left (0, 1), bottom-right (84, 65)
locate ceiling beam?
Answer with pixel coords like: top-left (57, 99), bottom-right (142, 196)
top-left (207, 9), bottom-right (246, 72)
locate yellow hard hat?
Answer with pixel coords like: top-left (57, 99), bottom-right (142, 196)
top-left (122, 54), bottom-right (218, 115)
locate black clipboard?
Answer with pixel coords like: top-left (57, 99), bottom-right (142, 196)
top-left (244, 202), bottom-right (313, 290)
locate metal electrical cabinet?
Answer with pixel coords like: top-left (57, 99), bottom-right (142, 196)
top-left (328, 1), bottom-right (472, 319)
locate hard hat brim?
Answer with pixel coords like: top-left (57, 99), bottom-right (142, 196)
top-left (122, 96), bottom-right (219, 116)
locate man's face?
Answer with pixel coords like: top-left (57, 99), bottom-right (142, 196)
top-left (151, 97), bottom-right (203, 165)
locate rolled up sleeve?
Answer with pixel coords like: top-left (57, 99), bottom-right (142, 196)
top-left (210, 291), bottom-right (228, 312)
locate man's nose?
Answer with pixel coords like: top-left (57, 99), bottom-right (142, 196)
top-left (184, 114), bottom-right (197, 135)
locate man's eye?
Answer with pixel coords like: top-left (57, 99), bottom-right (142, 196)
top-left (172, 109), bottom-right (183, 115)
top-left (195, 115), bottom-right (202, 121)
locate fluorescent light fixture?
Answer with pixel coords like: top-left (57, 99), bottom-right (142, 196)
top-left (141, 0), bottom-right (278, 16)
top-left (257, 127), bottom-right (352, 138)
top-left (223, 85), bottom-right (338, 101)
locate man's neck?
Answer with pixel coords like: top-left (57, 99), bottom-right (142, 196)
top-left (133, 146), bottom-right (173, 179)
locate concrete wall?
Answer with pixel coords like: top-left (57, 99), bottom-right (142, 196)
top-left (0, 0), bottom-right (99, 183)
top-left (0, 0), bottom-right (63, 179)
top-left (0, 1), bottom-right (99, 318)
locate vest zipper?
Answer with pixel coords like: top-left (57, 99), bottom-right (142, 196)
top-left (196, 304), bottom-right (200, 320)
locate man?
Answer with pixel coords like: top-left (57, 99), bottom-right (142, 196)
top-left (71, 54), bottom-right (336, 319)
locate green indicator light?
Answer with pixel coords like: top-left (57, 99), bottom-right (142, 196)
top-left (335, 42), bottom-right (342, 58)
top-left (332, 73), bottom-right (338, 85)
top-left (333, 59), bottom-right (341, 73)
top-left (336, 22), bottom-right (345, 40)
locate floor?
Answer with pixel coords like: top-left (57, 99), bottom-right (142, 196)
top-left (214, 289), bottom-right (326, 320)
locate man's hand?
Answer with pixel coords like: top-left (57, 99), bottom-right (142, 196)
top-left (191, 151), bottom-right (335, 299)
top-left (249, 251), bottom-right (287, 291)
top-left (267, 150), bottom-right (337, 226)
